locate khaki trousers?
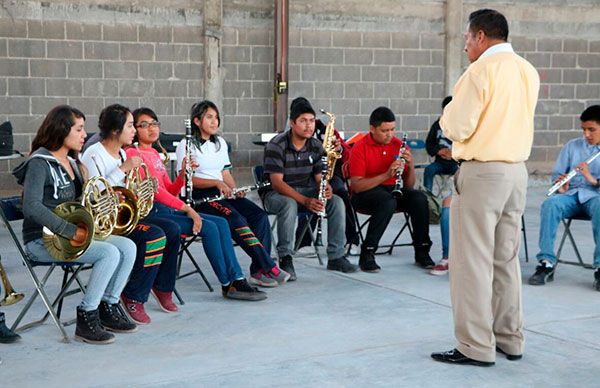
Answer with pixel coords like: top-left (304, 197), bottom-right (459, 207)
top-left (449, 161), bottom-right (527, 362)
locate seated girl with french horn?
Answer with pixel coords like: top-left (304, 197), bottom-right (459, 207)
top-left (81, 104), bottom-right (181, 325)
top-left (12, 105), bottom-right (138, 345)
top-left (127, 107), bottom-right (267, 301)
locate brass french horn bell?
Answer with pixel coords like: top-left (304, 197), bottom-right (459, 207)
top-left (42, 201), bottom-right (95, 261)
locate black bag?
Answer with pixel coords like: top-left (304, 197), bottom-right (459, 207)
top-left (0, 121), bottom-right (14, 156)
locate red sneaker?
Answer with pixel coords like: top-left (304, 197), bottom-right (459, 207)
top-left (120, 295), bottom-right (151, 324)
top-left (151, 288), bottom-right (178, 313)
top-left (429, 259), bottom-right (449, 276)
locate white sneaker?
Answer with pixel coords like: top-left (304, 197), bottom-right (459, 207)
top-left (295, 246), bottom-right (317, 258)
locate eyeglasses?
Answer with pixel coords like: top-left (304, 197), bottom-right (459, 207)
top-left (136, 121), bottom-right (161, 129)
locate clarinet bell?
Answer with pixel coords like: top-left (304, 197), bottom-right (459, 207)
top-left (392, 188), bottom-right (403, 198)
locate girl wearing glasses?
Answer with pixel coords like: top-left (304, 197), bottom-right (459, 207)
top-left (128, 107), bottom-right (267, 301)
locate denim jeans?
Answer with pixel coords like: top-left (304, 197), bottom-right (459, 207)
top-left (423, 161), bottom-right (458, 192)
top-left (537, 193), bottom-right (600, 268)
top-left (296, 174), bottom-right (359, 248)
top-left (151, 203), bottom-right (244, 285)
top-left (263, 188), bottom-right (346, 260)
top-left (26, 235), bottom-right (136, 311)
top-left (440, 206), bottom-right (450, 258)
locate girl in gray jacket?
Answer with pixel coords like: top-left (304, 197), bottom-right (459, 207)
top-left (13, 105), bottom-right (138, 344)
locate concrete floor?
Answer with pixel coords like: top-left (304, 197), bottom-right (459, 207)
top-left (0, 184), bottom-right (599, 387)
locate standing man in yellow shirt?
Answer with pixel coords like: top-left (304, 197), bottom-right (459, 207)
top-left (431, 9), bottom-right (539, 367)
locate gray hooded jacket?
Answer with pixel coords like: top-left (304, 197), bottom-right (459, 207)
top-left (12, 147), bottom-right (84, 244)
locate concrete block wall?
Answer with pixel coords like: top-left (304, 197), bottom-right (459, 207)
top-left (1, 0), bottom-right (600, 191)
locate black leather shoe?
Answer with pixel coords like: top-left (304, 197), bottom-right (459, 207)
top-left (496, 346), bottom-right (522, 361)
top-left (431, 348), bottom-right (494, 367)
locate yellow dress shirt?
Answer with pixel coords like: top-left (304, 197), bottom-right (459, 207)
top-left (440, 43), bottom-right (540, 163)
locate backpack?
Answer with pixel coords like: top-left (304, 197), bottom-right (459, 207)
top-left (419, 186), bottom-right (442, 225)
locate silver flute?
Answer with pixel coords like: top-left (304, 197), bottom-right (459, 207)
top-left (184, 119), bottom-right (195, 206)
top-left (197, 182), bottom-right (271, 204)
top-left (391, 133), bottom-right (408, 198)
top-left (547, 149), bottom-right (600, 196)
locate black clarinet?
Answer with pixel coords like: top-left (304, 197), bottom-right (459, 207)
top-left (391, 133), bottom-right (408, 198)
top-left (184, 119), bottom-right (195, 207)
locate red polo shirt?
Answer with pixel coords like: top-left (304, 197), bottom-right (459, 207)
top-left (348, 133), bottom-right (408, 187)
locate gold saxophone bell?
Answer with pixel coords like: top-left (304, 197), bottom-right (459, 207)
top-left (42, 202), bottom-right (95, 261)
top-left (0, 261), bottom-right (24, 306)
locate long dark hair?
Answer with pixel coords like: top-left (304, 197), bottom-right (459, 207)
top-left (190, 100), bottom-right (221, 151)
top-left (98, 103), bottom-right (131, 140)
top-left (131, 107), bottom-right (168, 157)
top-left (31, 105), bottom-right (86, 158)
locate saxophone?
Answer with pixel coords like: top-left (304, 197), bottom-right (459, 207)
top-left (315, 110), bottom-right (342, 245)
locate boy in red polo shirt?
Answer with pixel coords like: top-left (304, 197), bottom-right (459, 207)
top-left (348, 106), bottom-right (434, 272)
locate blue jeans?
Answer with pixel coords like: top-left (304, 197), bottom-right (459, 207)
top-left (423, 161), bottom-right (458, 192)
top-left (26, 235), bottom-right (136, 311)
top-left (537, 193), bottom-right (600, 268)
top-left (263, 188), bottom-right (346, 260)
top-left (440, 206), bottom-right (450, 258)
top-left (151, 203), bottom-right (244, 285)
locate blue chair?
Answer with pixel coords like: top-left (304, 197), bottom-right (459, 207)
top-left (252, 166), bottom-right (323, 265)
top-left (0, 196), bottom-right (88, 342)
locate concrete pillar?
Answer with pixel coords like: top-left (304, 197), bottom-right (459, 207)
top-left (444, 0), bottom-right (463, 95)
top-left (203, 0), bottom-right (224, 112)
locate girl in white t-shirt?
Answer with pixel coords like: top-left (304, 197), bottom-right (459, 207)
top-left (175, 100), bottom-right (290, 286)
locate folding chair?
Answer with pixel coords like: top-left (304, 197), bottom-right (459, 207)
top-left (252, 165), bottom-right (323, 265)
top-left (352, 208), bottom-right (414, 255)
top-left (174, 233), bottom-right (214, 305)
top-left (341, 163), bottom-right (414, 256)
top-left (556, 213), bottom-right (593, 269)
top-left (0, 196), bottom-right (88, 343)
